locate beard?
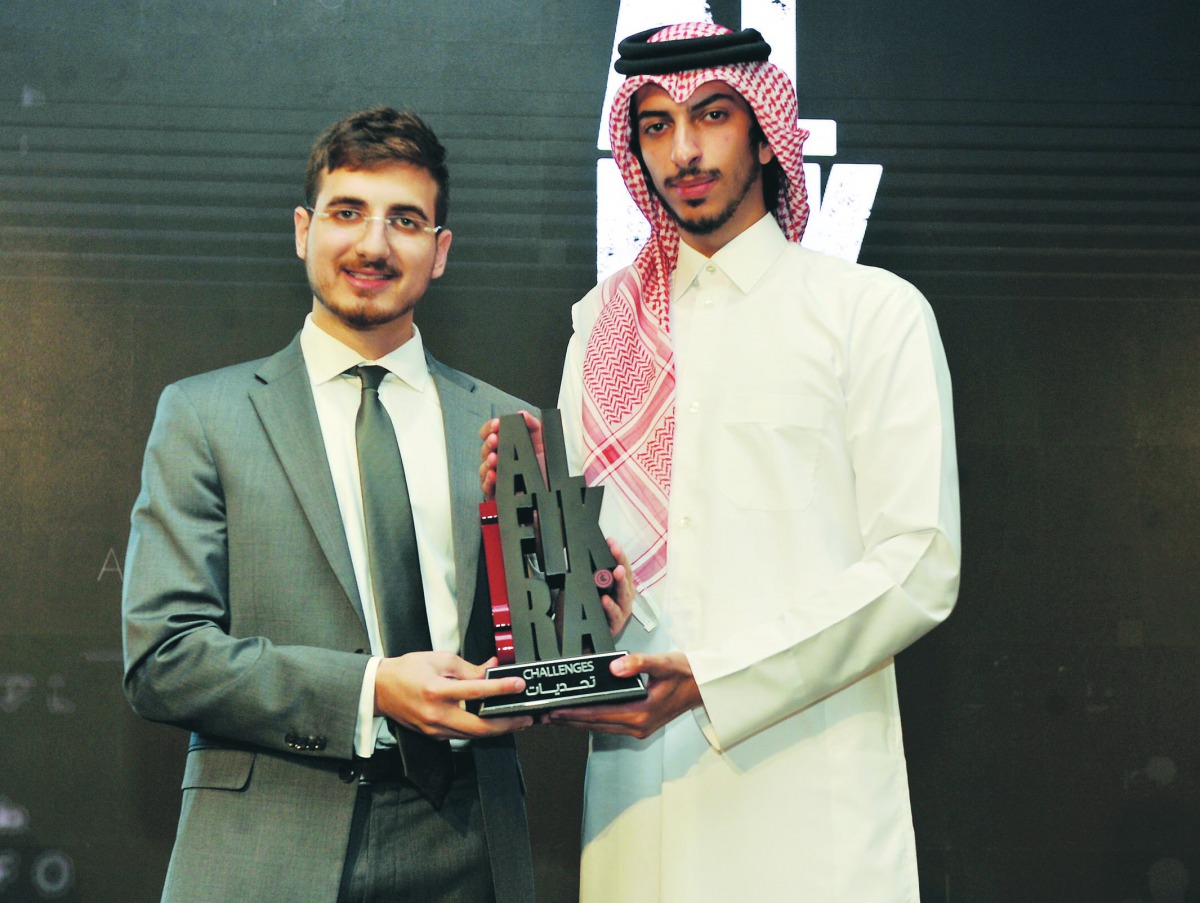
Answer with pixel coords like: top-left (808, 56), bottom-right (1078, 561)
top-left (310, 285), bottom-right (417, 331)
top-left (312, 289), bottom-right (415, 330)
top-left (306, 254), bottom-right (418, 331)
top-left (658, 155), bottom-right (763, 237)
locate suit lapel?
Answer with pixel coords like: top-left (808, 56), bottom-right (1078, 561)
top-left (249, 336), bottom-right (362, 618)
top-left (427, 353), bottom-right (492, 648)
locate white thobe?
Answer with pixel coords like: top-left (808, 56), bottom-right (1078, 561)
top-left (558, 215), bottom-right (961, 902)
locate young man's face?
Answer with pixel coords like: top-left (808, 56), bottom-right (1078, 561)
top-left (633, 79), bottom-right (774, 255)
top-left (294, 162), bottom-right (452, 353)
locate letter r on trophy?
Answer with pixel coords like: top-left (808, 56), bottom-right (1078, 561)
top-left (477, 410), bottom-right (647, 715)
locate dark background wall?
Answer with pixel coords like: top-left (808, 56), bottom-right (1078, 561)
top-left (1, 1), bottom-right (1197, 901)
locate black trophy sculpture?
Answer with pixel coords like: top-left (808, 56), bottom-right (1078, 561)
top-left (477, 410), bottom-right (647, 716)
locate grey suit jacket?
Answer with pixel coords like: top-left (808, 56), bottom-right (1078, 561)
top-left (122, 334), bottom-right (535, 902)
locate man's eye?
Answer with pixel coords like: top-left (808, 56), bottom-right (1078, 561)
top-left (389, 216), bottom-right (419, 231)
top-left (331, 209), bottom-right (362, 222)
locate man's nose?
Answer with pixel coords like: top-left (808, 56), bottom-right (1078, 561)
top-left (670, 122), bottom-right (700, 169)
top-left (354, 217), bottom-right (391, 256)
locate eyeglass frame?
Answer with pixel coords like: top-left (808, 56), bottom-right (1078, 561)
top-left (304, 206), bottom-right (445, 239)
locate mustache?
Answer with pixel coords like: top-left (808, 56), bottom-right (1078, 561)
top-left (663, 167), bottom-right (719, 188)
top-left (345, 255), bottom-right (396, 276)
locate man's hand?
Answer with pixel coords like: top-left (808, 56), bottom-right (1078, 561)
top-left (601, 538), bottom-right (635, 638)
top-left (543, 652), bottom-right (701, 739)
top-left (374, 651), bottom-right (533, 739)
top-left (479, 410), bottom-right (543, 500)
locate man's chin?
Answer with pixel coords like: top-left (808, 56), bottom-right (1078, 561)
top-left (315, 294), bottom-right (414, 332)
top-left (340, 307), bottom-right (412, 331)
top-left (675, 213), bottom-right (729, 238)
top-left (662, 197), bottom-right (734, 238)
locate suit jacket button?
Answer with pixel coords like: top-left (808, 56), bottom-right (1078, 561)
top-left (338, 763), bottom-right (358, 783)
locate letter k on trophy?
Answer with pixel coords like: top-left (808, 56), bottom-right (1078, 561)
top-left (477, 410), bottom-right (647, 715)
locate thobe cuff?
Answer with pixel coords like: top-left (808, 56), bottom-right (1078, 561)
top-left (630, 588), bottom-right (660, 632)
top-left (690, 702), bottom-right (722, 751)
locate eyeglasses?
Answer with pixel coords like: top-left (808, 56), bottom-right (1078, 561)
top-left (306, 207), bottom-right (443, 240)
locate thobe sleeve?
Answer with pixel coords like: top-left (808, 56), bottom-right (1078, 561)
top-left (688, 285), bottom-right (961, 749)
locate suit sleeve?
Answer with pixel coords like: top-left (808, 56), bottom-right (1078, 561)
top-left (121, 382), bottom-right (367, 759)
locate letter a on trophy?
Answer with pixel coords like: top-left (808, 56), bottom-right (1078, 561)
top-left (477, 410), bottom-right (647, 715)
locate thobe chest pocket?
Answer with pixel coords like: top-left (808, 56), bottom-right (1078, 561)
top-left (714, 394), bottom-right (828, 511)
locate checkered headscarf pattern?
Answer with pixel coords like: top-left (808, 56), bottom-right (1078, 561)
top-left (581, 22), bottom-right (810, 591)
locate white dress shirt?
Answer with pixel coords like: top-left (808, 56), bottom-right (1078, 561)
top-left (559, 213), bottom-right (961, 901)
top-left (300, 316), bottom-right (458, 755)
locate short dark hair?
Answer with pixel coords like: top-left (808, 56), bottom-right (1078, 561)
top-left (304, 106), bottom-right (450, 225)
top-left (748, 119), bottom-right (783, 213)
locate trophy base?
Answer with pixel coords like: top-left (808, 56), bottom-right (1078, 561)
top-left (477, 651), bottom-right (647, 717)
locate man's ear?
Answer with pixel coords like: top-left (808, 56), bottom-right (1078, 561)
top-left (431, 228), bottom-right (453, 279)
top-left (294, 206), bottom-right (311, 260)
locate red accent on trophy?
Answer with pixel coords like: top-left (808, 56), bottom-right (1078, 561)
top-left (479, 500), bottom-right (515, 665)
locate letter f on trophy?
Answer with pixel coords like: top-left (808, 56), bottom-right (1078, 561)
top-left (477, 410), bottom-right (647, 715)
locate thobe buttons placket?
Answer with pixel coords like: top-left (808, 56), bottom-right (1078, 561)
top-left (697, 264), bottom-right (722, 304)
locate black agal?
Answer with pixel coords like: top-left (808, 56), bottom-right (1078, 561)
top-left (614, 27), bottom-right (772, 76)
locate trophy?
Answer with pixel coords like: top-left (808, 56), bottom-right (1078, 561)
top-left (476, 409), bottom-right (647, 716)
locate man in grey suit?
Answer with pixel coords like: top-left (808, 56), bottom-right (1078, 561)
top-left (122, 106), bottom-right (537, 902)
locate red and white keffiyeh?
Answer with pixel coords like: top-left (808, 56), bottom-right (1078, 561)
top-left (581, 22), bottom-right (810, 591)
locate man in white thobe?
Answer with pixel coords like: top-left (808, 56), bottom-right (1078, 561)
top-left (484, 21), bottom-right (960, 902)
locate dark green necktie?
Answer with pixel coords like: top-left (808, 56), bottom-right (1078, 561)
top-left (353, 364), bottom-right (452, 806)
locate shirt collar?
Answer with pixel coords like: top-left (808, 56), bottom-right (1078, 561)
top-left (671, 212), bottom-right (789, 297)
top-left (300, 314), bottom-right (431, 391)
